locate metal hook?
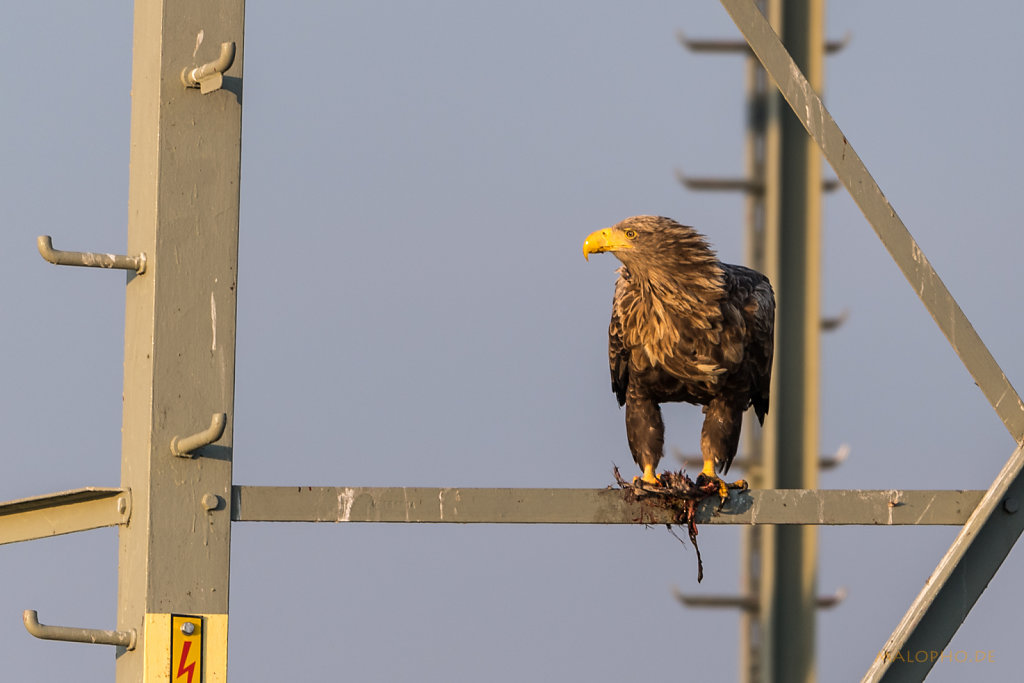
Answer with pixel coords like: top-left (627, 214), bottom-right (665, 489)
top-left (23, 610), bottom-right (136, 650)
top-left (181, 41), bottom-right (236, 94)
top-left (171, 412), bottom-right (227, 457)
top-left (37, 236), bottom-right (146, 274)
top-left (677, 29), bottom-right (851, 55)
top-left (674, 442), bottom-right (850, 472)
top-left (820, 443), bottom-right (851, 470)
top-left (673, 586), bottom-right (846, 611)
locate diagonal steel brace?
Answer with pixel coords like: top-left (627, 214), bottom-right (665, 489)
top-left (718, 0), bottom-right (1024, 443)
top-left (863, 442), bottom-right (1024, 681)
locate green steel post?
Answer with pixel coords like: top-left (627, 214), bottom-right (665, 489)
top-left (116, 1), bottom-right (244, 681)
top-left (759, 2), bottom-right (824, 681)
top-left (739, 4), bottom-right (778, 680)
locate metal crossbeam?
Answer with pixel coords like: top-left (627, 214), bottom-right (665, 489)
top-left (0, 488), bottom-right (129, 546)
top-left (231, 487), bottom-right (983, 526)
top-left (717, 1), bottom-right (1024, 680)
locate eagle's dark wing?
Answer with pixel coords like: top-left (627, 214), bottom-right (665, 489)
top-left (608, 275), bottom-right (630, 407)
top-left (697, 265), bottom-right (774, 476)
top-left (748, 280), bottom-right (774, 423)
top-left (721, 264), bottom-right (775, 424)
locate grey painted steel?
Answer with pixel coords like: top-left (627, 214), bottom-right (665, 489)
top-left (0, 487), bottom-right (129, 546)
top-left (767, 1), bottom-right (824, 680)
top-left (170, 412), bottom-right (228, 457)
top-left (763, 1), bottom-right (824, 680)
top-left (740, 10), bottom-right (779, 676)
top-left (718, 0), bottom-right (1024, 443)
top-left (23, 610), bottom-right (136, 650)
top-left (863, 442), bottom-right (1024, 682)
top-left (37, 235), bottom-right (146, 274)
top-left (116, 0), bottom-right (244, 679)
top-left (231, 487), bottom-right (983, 526)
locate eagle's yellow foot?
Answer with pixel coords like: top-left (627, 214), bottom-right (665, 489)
top-left (698, 463), bottom-right (748, 504)
top-left (633, 464), bottom-right (662, 486)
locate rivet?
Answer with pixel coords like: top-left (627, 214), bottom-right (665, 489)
top-left (116, 496), bottom-right (128, 515)
top-left (201, 493), bottom-right (220, 511)
top-left (1003, 497), bottom-right (1019, 514)
top-left (181, 621), bottom-right (195, 635)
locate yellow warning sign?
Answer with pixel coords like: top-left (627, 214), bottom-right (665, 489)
top-left (171, 615), bottom-right (203, 683)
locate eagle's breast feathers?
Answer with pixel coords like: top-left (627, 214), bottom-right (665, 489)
top-left (611, 265), bottom-right (730, 392)
top-left (606, 229), bottom-right (774, 421)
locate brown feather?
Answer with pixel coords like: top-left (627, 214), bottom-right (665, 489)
top-left (602, 216), bottom-right (775, 475)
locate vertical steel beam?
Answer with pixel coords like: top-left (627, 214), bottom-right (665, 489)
top-left (738, 4), bottom-right (779, 679)
top-left (117, 2), bottom-right (244, 681)
top-left (754, 4), bottom-right (785, 674)
top-left (762, 2), bottom-right (824, 682)
top-left (770, 1), bottom-right (823, 683)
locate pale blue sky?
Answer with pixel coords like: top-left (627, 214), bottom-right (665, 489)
top-left (2, 2), bottom-right (1022, 681)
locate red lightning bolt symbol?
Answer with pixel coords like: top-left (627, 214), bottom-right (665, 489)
top-left (177, 640), bottom-right (196, 683)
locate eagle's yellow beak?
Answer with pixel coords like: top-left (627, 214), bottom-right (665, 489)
top-left (582, 228), bottom-right (633, 261)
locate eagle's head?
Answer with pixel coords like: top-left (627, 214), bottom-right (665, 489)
top-left (583, 215), bottom-right (716, 275)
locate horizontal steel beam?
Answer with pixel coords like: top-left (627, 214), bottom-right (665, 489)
top-left (231, 487), bottom-right (982, 526)
top-left (0, 488), bottom-right (130, 546)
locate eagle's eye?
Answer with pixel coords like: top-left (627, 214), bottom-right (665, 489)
top-left (624, 229), bottom-right (638, 240)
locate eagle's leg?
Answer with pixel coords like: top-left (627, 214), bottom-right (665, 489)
top-left (625, 387), bottom-right (664, 485)
top-left (697, 397), bottom-right (748, 503)
top-left (639, 463), bottom-right (659, 484)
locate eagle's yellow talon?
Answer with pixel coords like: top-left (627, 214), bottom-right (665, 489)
top-left (699, 460), bottom-right (747, 501)
top-left (697, 468), bottom-right (745, 505)
top-left (639, 464), bottom-right (662, 485)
